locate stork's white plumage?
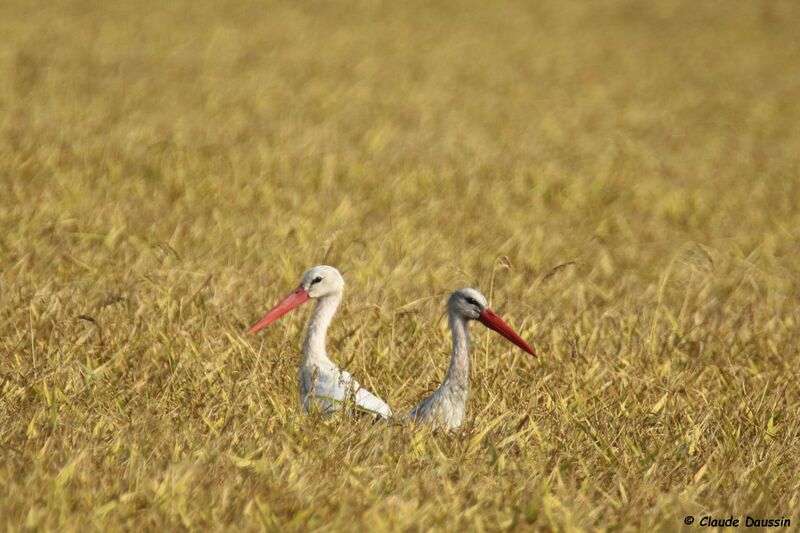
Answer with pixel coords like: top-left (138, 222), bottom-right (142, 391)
top-left (247, 265), bottom-right (393, 419)
top-left (409, 288), bottom-right (535, 430)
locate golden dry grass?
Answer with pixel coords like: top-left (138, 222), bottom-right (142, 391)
top-left (1, 0), bottom-right (800, 530)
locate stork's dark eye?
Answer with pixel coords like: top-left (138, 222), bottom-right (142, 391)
top-left (311, 276), bottom-right (323, 285)
top-left (465, 297), bottom-right (480, 307)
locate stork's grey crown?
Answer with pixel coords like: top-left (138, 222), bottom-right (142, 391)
top-left (448, 287), bottom-right (489, 319)
top-left (301, 265), bottom-right (345, 298)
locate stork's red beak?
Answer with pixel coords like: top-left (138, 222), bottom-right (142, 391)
top-left (478, 308), bottom-right (536, 356)
top-left (247, 285), bottom-right (310, 334)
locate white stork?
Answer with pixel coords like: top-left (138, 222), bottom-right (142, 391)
top-left (409, 288), bottom-right (536, 430)
top-left (247, 265), bottom-right (393, 419)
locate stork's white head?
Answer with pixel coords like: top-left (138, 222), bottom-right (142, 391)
top-left (448, 287), bottom-right (536, 356)
top-left (247, 265), bottom-right (344, 335)
top-left (300, 265), bottom-right (345, 299)
top-left (448, 288), bottom-right (490, 320)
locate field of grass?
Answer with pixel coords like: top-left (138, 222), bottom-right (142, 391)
top-left (2, 0), bottom-right (800, 530)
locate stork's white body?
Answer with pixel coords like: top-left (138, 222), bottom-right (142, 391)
top-left (408, 311), bottom-right (471, 429)
top-left (299, 288), bottom-right (393, 418)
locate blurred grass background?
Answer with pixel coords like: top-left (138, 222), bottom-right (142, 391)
top-left (1, 0), bottom-right (799, 530)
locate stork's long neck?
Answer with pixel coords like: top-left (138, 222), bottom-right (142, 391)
top-left (301, 291), bottom-right (342, 365)
top-left (440, 311), bottom-right (471, 396)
